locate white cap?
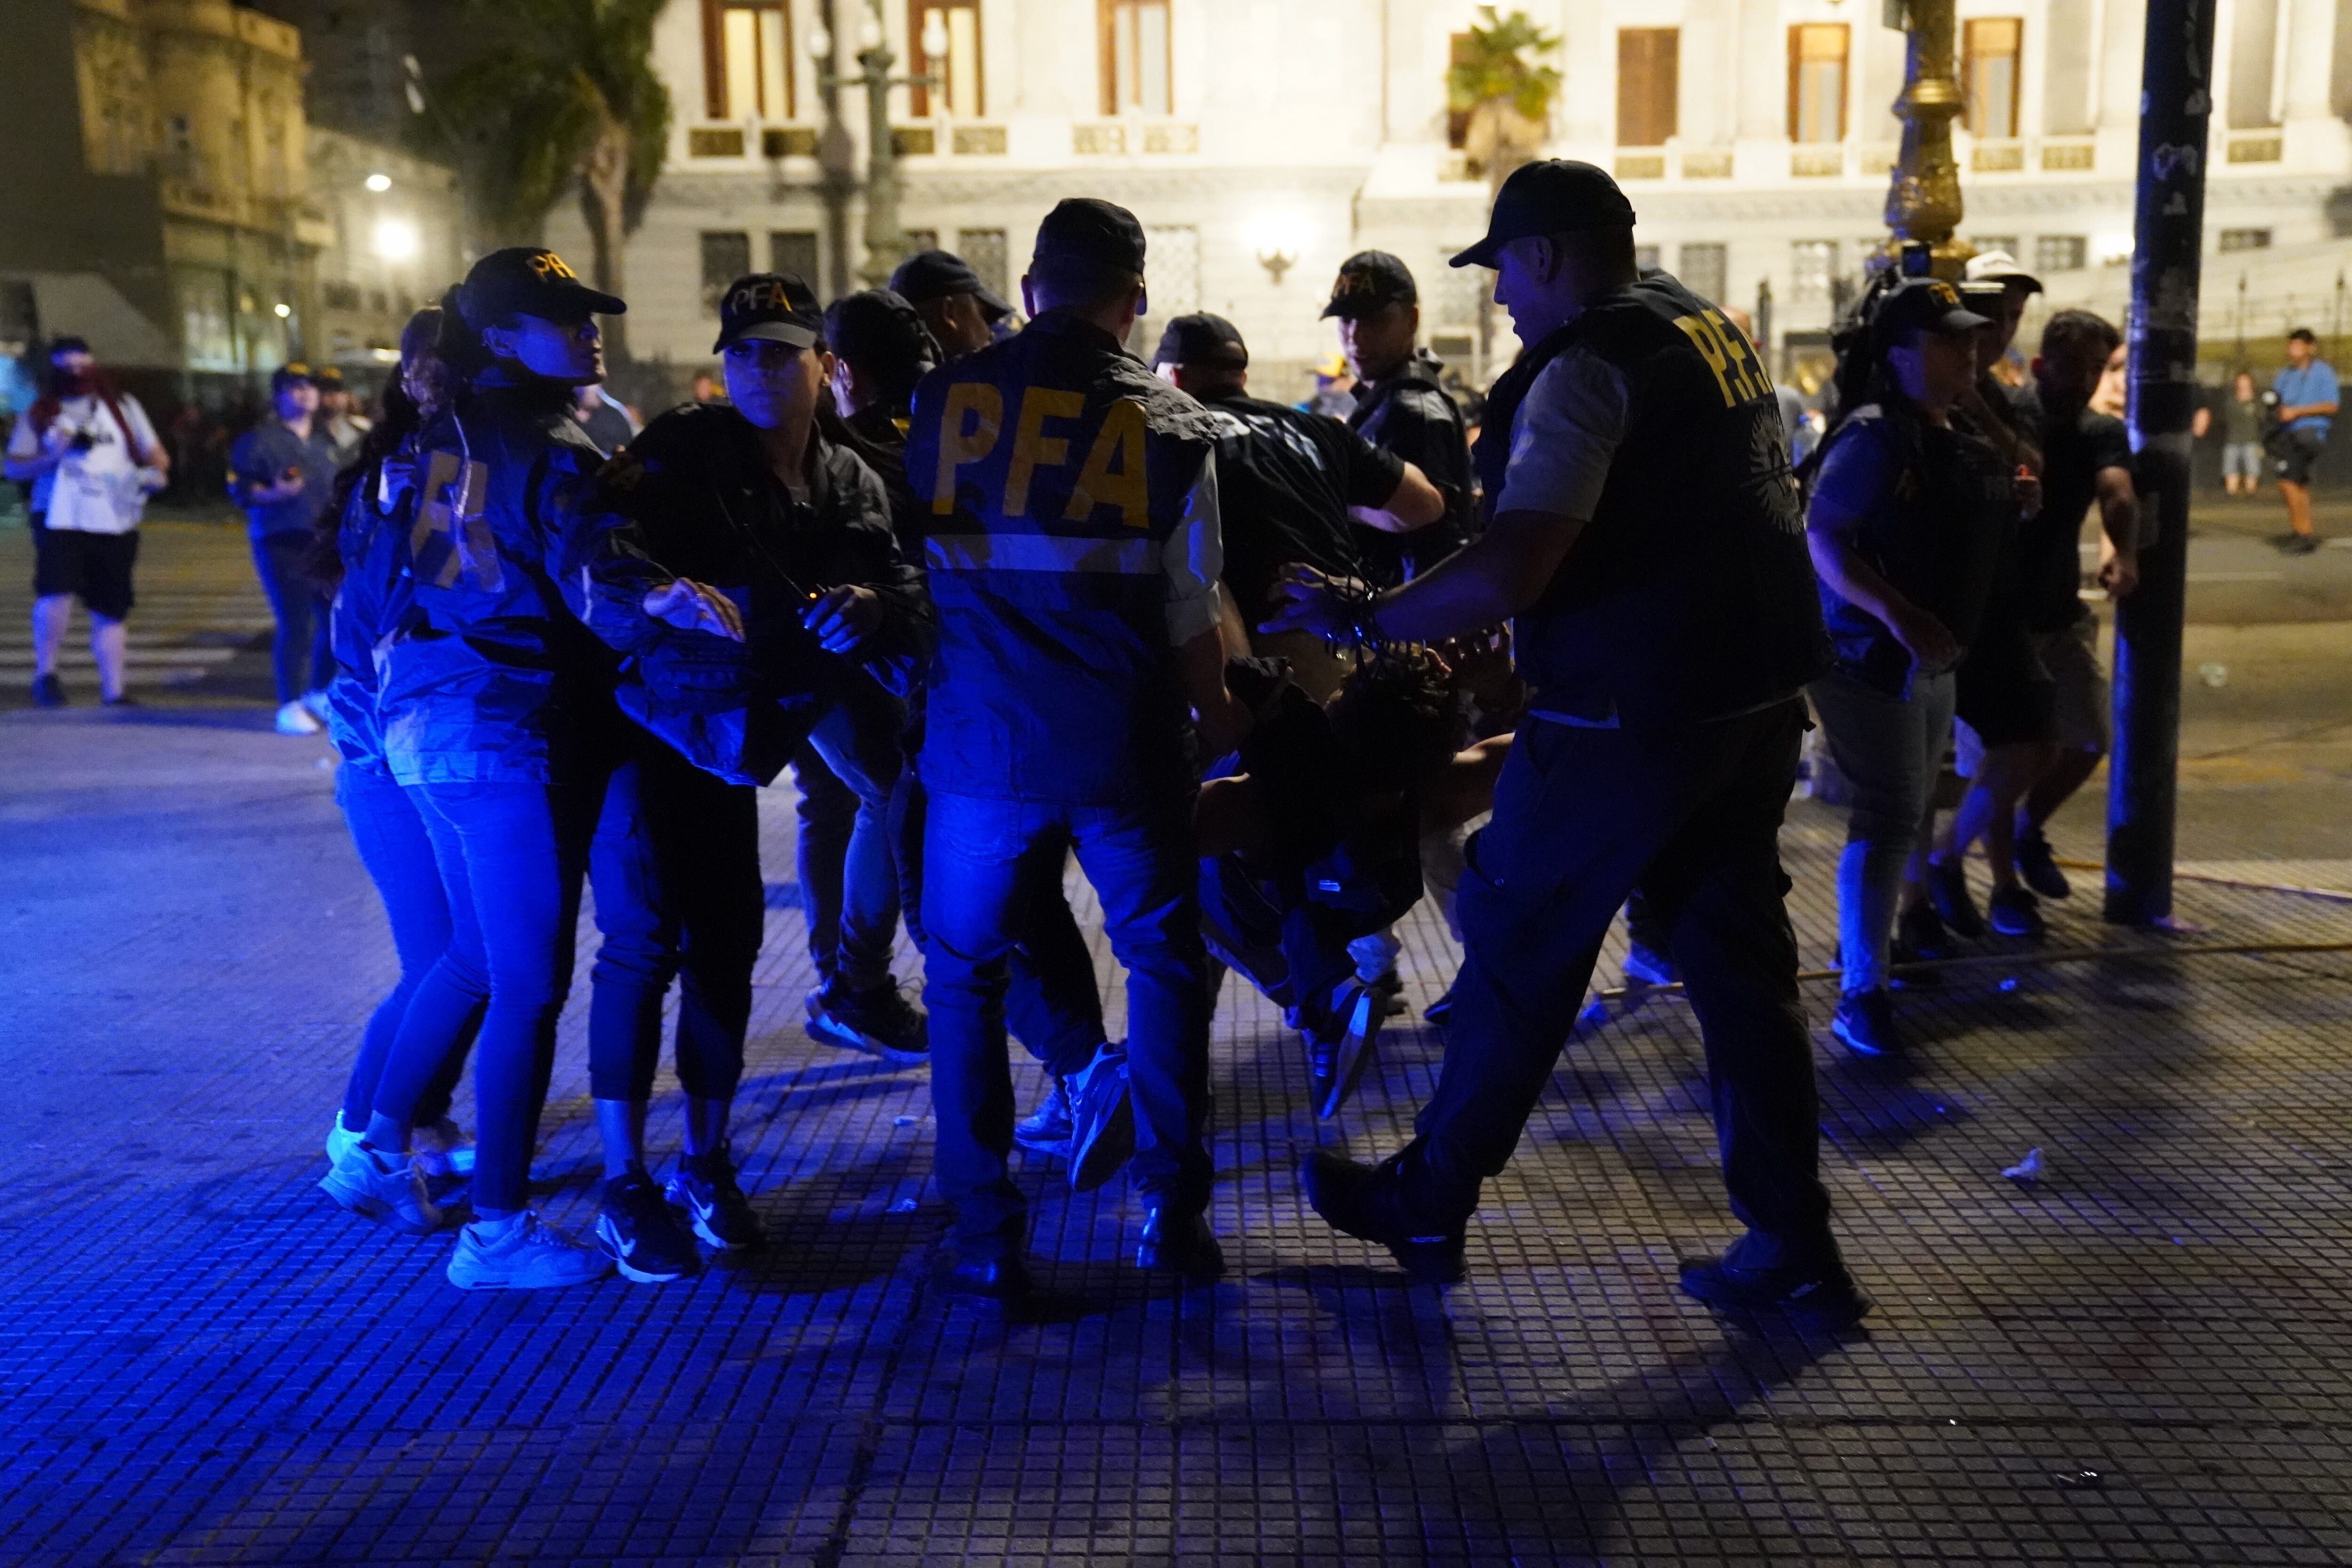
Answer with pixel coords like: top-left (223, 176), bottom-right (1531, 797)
top-left (1965, 250), bottom-right (2043, 294)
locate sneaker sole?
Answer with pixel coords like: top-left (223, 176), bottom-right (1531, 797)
top-left (1313, 990), bottom-right (1381, 1120)
top-left (1828, 1017), bottom-right (1890, 1059)
top-left (595, 1214), bottom-right (694, 1284)
top-left (666, 1184), bottom-right (761, 1252)
top-left (1068, 1079), bottom-right (1136, 1194)
top-left (806, 1013), bottom-right (931, 1066)
top-left (1679, 1271), bottom-right (1872, 1331)
top-left (317, 1170), bottom-right (444, 1234)
top-left (447, 1261), bottom-right (613, 1290)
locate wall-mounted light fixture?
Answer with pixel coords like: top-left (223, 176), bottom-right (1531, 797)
top-left (1246, 212), bottom-right (1309, 286)
top-left (364, 172), bottom-right (392, 192)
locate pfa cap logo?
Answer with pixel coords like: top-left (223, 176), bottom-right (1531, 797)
top-left (526, 251), bottom-right (580, 282)
top-left (729, 279), bottom-right (794, 315)
top-left (1927, 280), bottom-right (1958, 306)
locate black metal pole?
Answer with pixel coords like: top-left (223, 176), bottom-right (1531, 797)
top-left (2105, 0), bottom-right (2217, 926)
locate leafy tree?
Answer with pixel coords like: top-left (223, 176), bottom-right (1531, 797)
top-left (430, 0), bottom-right (670, 362)
top-left (1446, 7), bottom-right (1562, 186)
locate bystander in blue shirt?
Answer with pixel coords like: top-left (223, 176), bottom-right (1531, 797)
top-left (2273, 359), bottom-right (2338, 437)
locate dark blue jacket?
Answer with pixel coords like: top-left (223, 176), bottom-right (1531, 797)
top-left (324, 448), bottom-right (421, 776)
top-left (374, 378), bottom-right (638, 786)
top-left (229, 417), bottom-right (341, 540)
top-left (906, 310), bottom-right (1219, 804)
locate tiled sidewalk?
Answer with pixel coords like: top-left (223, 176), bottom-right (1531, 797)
top-left (3, 699), bottom-right (2349, 1568)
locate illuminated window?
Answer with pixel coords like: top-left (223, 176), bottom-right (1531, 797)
top-left (1788, 24), bottom-right (1848, 144)
top-left (1617, 28), bottom-right (1678, 147)
top-left (1963, 19), bottom-right (2022, 139)
top-left (1791, 240), bottom-right (1839, 302)
top-left (1101, 0), bottom-right (1171, 116)
top-left (911, 1), bottom-right (983, 117)
top-left (2035, 235), bottom-right (2087, 272)
top-left (702, 0), bottom-right (793, 121)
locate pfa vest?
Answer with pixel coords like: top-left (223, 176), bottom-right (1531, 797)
top-left (1477, 276), bottom-right (1829, 728)
top-left (906, 310), bottom-right (1219, 803)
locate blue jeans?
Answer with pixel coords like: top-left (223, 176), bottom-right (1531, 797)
top-left (1808, 667), bottom-right (1957, 994)
top-left (335, 765), bottom-right (477, 1132)
top-left (921, 790), bottom-right (1212, 1257)
top-left (792, 675), bottom-right (909, 993)
top-left (251, 531), bottom-right (332, 703)
top-left (585, 733), bottom-right (763, 1104)
top-left (378, 780), bottom-right (587, 1213)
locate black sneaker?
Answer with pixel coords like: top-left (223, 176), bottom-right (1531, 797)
top-left (2277, 532), bottom-right (2321, 556)
top-left (1678, 1253), bottom-right (1870, 1331)
top-left (1830, 987), bottom-right (1903, 1058)
top-left (1013, 1076), bottom-right (1074, 1157)
top-left (102, 692), bottom-right (139, 708)
top-left (1623, 941), bottom-right (1677, 988)
top-left (1891, 901), bottom-right (1952, 971)
top-left (666, 1145), bottom-right (763, 1251)
top-left (1986, 885), bottom-right (2046, 939)
top-left (1367, 967), bottom-right (1409, 1018)
top-left (1299, 1148), bottom-right (1466, 1285)
top-left (2014, 831), bottom-right (2071, 900)
top-left (1063, 1043), bottom-right (1135, 1193)
top-left (1136, 1205), bottom-right (1225, 1281)
top-left (1422, 978), bottom-right (1458, 1030)
top-left (1924, 859), bottom-right (1986, 939)
top-left (31, 673), bottom-right (65, 708)
top-left (596, 1170), bottom-right (701, 1283)
top-left (935, 1250), bottom-right (1034, 1307)
top-left (807, 980), bottom-right (930, 1064)
top-left (1303, 978), bottom-right (1380, 1120)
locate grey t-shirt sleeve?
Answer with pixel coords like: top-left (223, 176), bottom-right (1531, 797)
top-left (1492, 348), bottom-right (1630, 520)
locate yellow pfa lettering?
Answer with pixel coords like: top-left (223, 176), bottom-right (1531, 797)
top-left (526, 251), bottom-right (579, 281)
top-left (931, 382), bottom-right (1004, 515)
top-left (1004, 387), bottom-right (1085, 518)
top-left (1065, 398), bottom-right (1149, 527)
top-left (1704, 309), bottom-right (1768, 400)
top-left (1675, 315), bottom-right (1739, 407)
top-left (411, 450), bottom-right (498, 589)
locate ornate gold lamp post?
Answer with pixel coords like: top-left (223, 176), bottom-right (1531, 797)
top-left (1881, 0), bottom-right (1972, 278)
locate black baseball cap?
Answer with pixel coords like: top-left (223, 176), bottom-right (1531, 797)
top-left (825, 289), bottom-right (935, 373)
top-left (713, 272), bottom-right (823, 353)
top-left (888, 250), bottom-right (1013, 320)
top-left (313, 366), bottom-right (349, 391)
top-left (1323, 251), bottom-right (1418, 319)
top-left (1448, 160), bottom-right (1638, 269)
top-left (1153, 312), bottom-right (1248, 369)
top-left (459, 246), bottom-right (625, 328)
top-left (1872, 278), bottom-right (1990, 344)
top-left (47, 335), bottom-right (91, 358)
top-left (271, 362), bottom-right (314, 393)
top-left (1033, 198), bottom-right (1147, 275)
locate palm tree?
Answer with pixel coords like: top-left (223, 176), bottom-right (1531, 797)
top-left (431, 0), bottom-right (671, 363)
top-left (1446, 8), bottom-right (1562, 189)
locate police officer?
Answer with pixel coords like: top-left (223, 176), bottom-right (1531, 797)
top-left (889, 249), bottom-right (1017, 359)
top-left (1263, 162), bottom-right (1864, 1328)
top-left (1150, 311), bottom-right (1444, 703)
top-left (907, 199), bottom-right (1250, 1300)
top-left (824, 288), bottom-right (1131, 1188)
top-left (1323, 251), bottom-right (1476, 585)
top-left (575, 272), bottom-right (936, 1276)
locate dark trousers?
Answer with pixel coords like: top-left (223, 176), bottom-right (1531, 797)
top-left (791, 675), bottom-right (910, 992)
top-left (378, 779), bottom-right (588, 1213)
top-left (251, 531), bottom-right (332, 703)
top-left (585, 735), bottom-right (764, 1104)
top-left (890, 766), bottom-right (1107, 1075)
top-left (1404, 701), bottom-right (1835, 1268)
top-left (334, 764), bottom-right (476, 1132)
top-left (921, 789), bottom-right (1212, 1257)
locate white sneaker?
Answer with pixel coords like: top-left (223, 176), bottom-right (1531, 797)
top-left (448, 1211), bottom-right (613, 1290)
top-left (276, 700), bottom-right (322, 735)
top-left (302, 689), bottom-right (333, 723)
top-left (415, 1117), bottom-right (477, 1178)
top-left (325, 1117), bottom-right (363, 1167)
top-left (318, 1143), bottom-right (446, 1234)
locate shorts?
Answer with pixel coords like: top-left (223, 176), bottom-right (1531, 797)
top-left (2274, 428), bottom-right (2326, 486)
top-left (1953, 635), bottom-right (2058, 761)
top-left (30, 516), bottom-right (138, 620)
top-left (2222, 441), bottom-right (2263, 479)
top-left (2030, 614), bottom-right (2110, 755)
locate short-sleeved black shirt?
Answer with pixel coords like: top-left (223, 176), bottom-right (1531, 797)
top-left (1200, 391), bottom-right (1405, 625)
top-left (2023, 404), bottom-right (2132, 631)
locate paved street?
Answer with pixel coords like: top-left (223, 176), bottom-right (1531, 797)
top-left (2, 517), bottom-right (2351, 1565)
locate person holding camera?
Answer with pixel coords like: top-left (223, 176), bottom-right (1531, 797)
top-left (3, 335), bottom-right (168, 707)
top-left (2270, 327), bottom-right (2337, 554)
top-left (230, 364), bottom-right (342, 734)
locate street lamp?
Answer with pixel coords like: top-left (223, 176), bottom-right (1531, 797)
top-left (1880, 0), bottom-right (1970, 279)
top-left (814, 0), bottom-right (940, 287)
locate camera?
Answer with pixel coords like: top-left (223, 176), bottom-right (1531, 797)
top-left (67, 427), bottom-right (96, 453)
